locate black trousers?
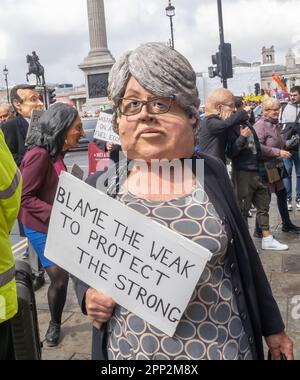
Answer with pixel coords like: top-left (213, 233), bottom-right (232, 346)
top-left (0, 320), bottom-right (15, 360)
top-left (256, 187), bottom-right (292, 232)
top-left (276, 187), bottom-right (292, 227)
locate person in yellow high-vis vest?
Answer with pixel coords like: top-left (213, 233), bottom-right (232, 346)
top-left (0, 128), bottom-right (22, 360)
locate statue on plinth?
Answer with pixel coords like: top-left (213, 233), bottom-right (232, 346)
top-left (26, 51), bottom-right (45, 86)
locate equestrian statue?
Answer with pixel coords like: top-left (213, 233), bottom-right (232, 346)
top-left (26, 51), bottom-right (45, 86)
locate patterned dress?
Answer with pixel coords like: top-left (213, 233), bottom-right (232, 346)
top-left (107, 185), bottom-right (253, 360)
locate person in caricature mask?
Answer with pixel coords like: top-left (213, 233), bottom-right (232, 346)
top-left (19, 103), bottom-right (85, 347)
top-left (1, 85), bottom-right (45, 288)
top-left (1, 84), bottom-right (43, 166)
top-left (73, 42), bottom-right (293, 361)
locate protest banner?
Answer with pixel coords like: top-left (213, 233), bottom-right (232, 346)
top-left (45, 172), bottom-right (212, 336)
top-left (93, 112), bottom-right (120, 145)
top-left (88, 143), bottom-right (110, 176)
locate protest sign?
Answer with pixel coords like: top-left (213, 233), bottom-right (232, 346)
top-left (93, 113), bottom-right (120, 145)
top-left (70, 164), bottom-right (84, 180)
top-left (45, 172), bottom-right (212, 336)
top-left (26, 109), bottom-right (44, 145)
top-left (88, 143), bottom-right (110, 176)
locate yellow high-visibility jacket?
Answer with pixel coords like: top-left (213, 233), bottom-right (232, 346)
top-left (0, 129), bottom-right (22, 323)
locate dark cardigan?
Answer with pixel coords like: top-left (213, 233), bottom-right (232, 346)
top-left (73, 153), bottom-right (284, 360)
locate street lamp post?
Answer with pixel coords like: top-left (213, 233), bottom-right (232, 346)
top-left (166, 0), bottom-right (175, 49)
top-left (3, 66), bottom-right (9, 103)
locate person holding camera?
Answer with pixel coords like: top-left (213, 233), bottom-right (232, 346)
top-left (280, 86), bottom-right (300, 211)
top-left (198, 88), bottom-right (249, 164)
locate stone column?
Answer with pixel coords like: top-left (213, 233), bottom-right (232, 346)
top-left (79, 0), bottom-right (115, 110)
top-left (87, 0), bottom-right (109, 57)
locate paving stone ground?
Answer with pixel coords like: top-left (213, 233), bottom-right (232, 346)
top-left (251, 195), bottom-right (300, 360)
top-left (28, 194), bottom-right (300, 360)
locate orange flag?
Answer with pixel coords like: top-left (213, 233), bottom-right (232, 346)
top-left (272, 74), bottom-right (287, 93)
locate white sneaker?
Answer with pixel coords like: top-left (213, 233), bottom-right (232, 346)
top-left (296, 200), bottom-right (300, 211)
top-left (262, 236), bottom-right (289, 251)
top-left (287, 201), bottom-right (293, 211)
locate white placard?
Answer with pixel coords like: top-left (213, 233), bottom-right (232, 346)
top-left (93, 113), bottom-right (120, 145)
top-left (45, 172), bottom-right (212, 336)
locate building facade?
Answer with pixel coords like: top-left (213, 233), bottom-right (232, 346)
top-left (260, 46), bottom-right (300, 92)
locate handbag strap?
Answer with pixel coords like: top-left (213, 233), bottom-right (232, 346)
top-left (274, 123), bottom-right (286, 150)
top-left (295, 109), bottom-right (300, 124)
top-left (246, 122), bottom-right (268, 182)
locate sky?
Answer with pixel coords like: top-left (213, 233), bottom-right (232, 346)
top-left (0, 0), bottom-right (300, 88)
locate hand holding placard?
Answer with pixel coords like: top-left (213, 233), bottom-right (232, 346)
top-left (85, 288), bottom-right (116, 329)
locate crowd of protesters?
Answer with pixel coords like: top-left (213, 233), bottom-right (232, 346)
top-left (199, 88), bottom-right (300, 253)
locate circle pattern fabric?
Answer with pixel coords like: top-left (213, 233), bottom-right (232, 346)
top-left (107, 186), bottom-right (252, 360)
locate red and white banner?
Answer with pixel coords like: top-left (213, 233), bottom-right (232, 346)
top-left (88, 143), bottom-right (110, 176)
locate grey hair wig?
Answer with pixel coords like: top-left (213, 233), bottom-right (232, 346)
top-left (108, 42), bottom-right (200, 133)
top-left (26, 102), bottom-right (78, 161)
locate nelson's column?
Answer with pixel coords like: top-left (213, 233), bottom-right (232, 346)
top-left (79, 0), bottom-right (115, 110)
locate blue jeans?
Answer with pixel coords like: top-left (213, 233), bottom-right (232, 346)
top-left (283, 149), bottom-right (300, 201)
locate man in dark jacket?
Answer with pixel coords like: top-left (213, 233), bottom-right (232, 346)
top-left (1, 84), bottom-right (44, 290)
top-left (199, 88), bottom-right (249, 163)
top-left (1, 84), bottom-right (43, 167)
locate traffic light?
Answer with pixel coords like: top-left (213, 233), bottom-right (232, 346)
top-left (254, 83), bottom-right (261, 96)
top-left (208, 43), bottom-right (233, 81)
top-left (221, 43), bottom-right (233, 79)
top-left (209, 52), bottom-right (221, 78)
top-left (48, 88), bottom-right (56, 105)
top-left (208, 66), bottom-right (217, 78)
top-left (209, 53), bottom-right (220, 78)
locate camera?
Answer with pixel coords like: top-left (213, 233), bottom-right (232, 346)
top-left (286, 134), bottom-right (300, 150)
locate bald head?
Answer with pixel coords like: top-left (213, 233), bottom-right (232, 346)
top-left (0, 103), bottom-right (16, 124)
top-left (205, 88), bottom-right (235, 119)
